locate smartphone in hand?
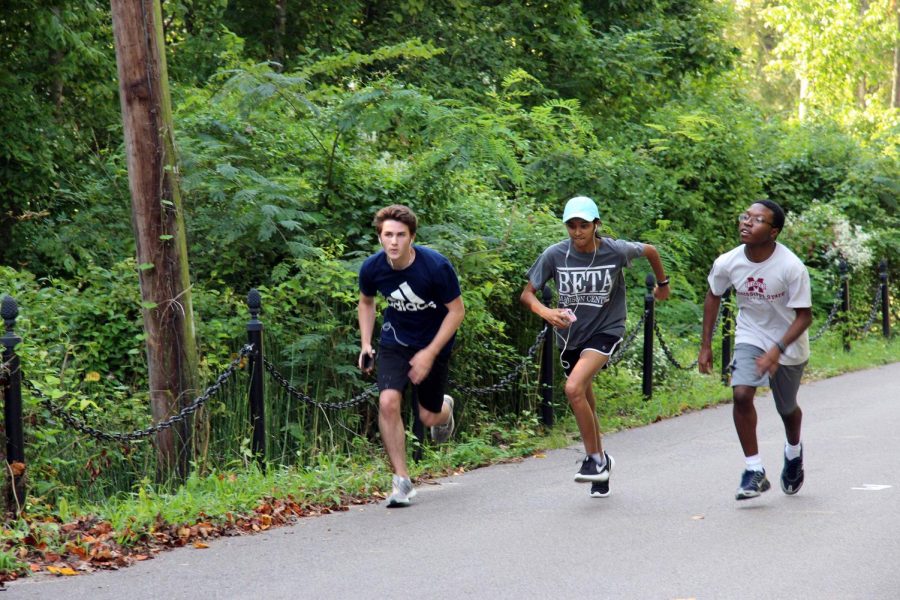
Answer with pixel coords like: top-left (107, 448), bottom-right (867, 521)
top-left (362, 352), bottom-right (375, 370)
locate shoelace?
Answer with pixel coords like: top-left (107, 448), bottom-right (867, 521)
top-left (741, 470), bottom-right (762, 488)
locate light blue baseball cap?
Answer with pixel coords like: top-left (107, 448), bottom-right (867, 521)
top-left (562, 196), bottom-right (600, 223)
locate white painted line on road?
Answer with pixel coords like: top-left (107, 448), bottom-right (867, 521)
top-left (851, 484), bottom-right (893, 491)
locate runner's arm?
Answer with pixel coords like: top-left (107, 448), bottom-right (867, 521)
top-left (642, 244), bottom-right (670, 301)
top-left (520, 281), bottom-right (572, 329)
top-left (408, 296), bottom-right (465, 385)
top-left (358, 293), bottom-right (377, 371)
top-left (698, 289), bottom-right (721, 374)
top-left (755, 306), bottom-right (812, 377)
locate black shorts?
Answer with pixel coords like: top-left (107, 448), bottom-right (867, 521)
top-left (376, 345), bottom-right (450, 414)
top-left (560, 332), bottom-right (622, 377)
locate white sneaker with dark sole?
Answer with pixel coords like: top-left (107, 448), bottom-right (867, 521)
top-left (387, 475), bottom-right (417, 508)
top-left (430, 395), bottom-right (455, 443)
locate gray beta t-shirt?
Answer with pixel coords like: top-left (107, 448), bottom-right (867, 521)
top-left (527, 237), bottom-right (645, 347)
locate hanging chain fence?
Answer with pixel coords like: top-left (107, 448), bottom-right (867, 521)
top-left (263, 358), bottom-right (379, 410)
top-left (809, 282), bottom-right (844, 342)
top-left (21, 345), bottom-right (254, 443)
top-left (607, 308), bottom-right (650, 367)
top-left (854, 286), bottom-right (883, 337)
top-left (263, 325), bottom-right (550, 403)
top-left (652, 304), bottom-right (726, 371)
top-left (5, 273), bottom-right (888, 443)
top-left (449, 326), bottom-right (548, 396)
top-left (0, 359), bottom-right (13, 387)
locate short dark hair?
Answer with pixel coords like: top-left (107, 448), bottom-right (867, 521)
top-left (754, 199), bottom-right (785, 230)
top-left (373, 205), bottom-right (417, 236)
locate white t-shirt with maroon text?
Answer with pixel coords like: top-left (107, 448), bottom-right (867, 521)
top-left (708, 242), bottom-right (811, 365)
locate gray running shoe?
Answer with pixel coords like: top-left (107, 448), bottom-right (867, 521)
top-left (735, 468), bottom-right (771, 500)
top-left (387, 474), bottom-right (417, 508)
top-left (430, 395), bottom-right (455, 443)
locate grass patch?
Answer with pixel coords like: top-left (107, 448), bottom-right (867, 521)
top-left (805, 331), bottom-right (899, 380)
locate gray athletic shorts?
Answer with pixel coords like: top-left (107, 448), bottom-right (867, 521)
top-left (730, 343), bottom-right (807, 415)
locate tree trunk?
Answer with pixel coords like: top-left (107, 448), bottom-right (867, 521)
top-left (50, 6), bottom-right (65, 111)
top-left (798, 73), bottom-right (809, 120)
top-left (856, 0), bottom-right (869, 109)
top-left (110, 0), bottom-right (199, 480)
top-left (274, 0), bottom-right (287, 68)
top-left (893, 2), bottom-right (900, 109)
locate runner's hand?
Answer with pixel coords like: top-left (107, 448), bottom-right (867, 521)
top-left (408, 349), bottom-right (436, 384)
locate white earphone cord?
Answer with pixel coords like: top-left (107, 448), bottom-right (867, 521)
top-left (558, 235), bottom-right (598, 370)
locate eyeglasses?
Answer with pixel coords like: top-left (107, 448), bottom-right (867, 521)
top-left (737, 213), bottom-right (772, 226)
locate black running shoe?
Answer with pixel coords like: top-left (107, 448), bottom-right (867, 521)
top-left (574, 452), bottom-right (613, 483)
top-left (781, 446), bottom-right (804, 495)
top-left (589, 457), bottom-right (613, 497)
top-left (735, 468), bottom-right (771, 500)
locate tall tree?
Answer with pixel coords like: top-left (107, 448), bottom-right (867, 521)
top-left (893, 0), bottom-right (900, 107)
top-left (760, 0), bottom-right (897, 119)
top-left (0, 1), bottom-right (119, 270)
top-left (110, 0), bottom-right (199, 479)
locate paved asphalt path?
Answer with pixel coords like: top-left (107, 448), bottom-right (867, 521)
top-left (9, 362), bottom-right (899, 599)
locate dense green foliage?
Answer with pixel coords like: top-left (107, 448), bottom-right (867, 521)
top-left (0, 1), bottom-right (897, 510)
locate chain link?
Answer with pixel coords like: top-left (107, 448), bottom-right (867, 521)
top-left (854, 286), bottom-right (883, 337)
top-left (654, 321), bottom-right (699, 370)
top-left (25, 345), bottom-right (254, 443)
top-left (608, 309), bottom-right (649, 367)
top-left (263, 358), bottom-right (378, 409)
top-left (653, 304), bottom-right (725, 371)
top-left (264, 327), bottom-right (550, 402)
top-left (450, 326), bottom-right (548, 396)
top-left (809, 280), bottom-right (844, 342)
top-left (0, 359), bottom-right (11, 386)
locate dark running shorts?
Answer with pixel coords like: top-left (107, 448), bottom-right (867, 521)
top-left (560, 332), bottom-right (622, 377)
top-left (376, 344), bottom-right (449, 414)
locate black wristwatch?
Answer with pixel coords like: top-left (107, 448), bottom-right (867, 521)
top-left (775, 341), bottom-right (787, 353)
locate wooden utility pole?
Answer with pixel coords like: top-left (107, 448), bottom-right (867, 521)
top-left (110, 0), bottom-right (199, 480)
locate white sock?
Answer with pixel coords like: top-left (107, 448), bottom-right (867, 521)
top-left (591, 453), bottom-right (606, 468)
top-left (744, 454), bottom-right (764, 472)
top-left (785, 442), bottom-right (802, 460)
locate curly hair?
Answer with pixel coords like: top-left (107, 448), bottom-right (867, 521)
top-left (754, 199), bottom-right (785, 230)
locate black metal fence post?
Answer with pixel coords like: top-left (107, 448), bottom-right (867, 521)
top-left (880, 259), bottom-right (891, 339)
top-left (642, 275), bottom-right (655, 399)
top-left (1, 295), bottom-right (26, 514)
top-left (840, 260), bottom-right (851, 352)
top-left (539, 287), bottom-right (554, 427)
top-left (246, 289), bottom-right (266, 466)
top-left (721, 288), bottom-right (733, 385)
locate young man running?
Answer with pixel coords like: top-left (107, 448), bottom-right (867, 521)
top-left (520, 196), bottom-right (670, 498)
top-left (698, 199), bottom-right (812, 500)
top-left (358, 204), bottom-right (464, 507)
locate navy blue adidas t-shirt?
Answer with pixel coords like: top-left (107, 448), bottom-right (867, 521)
top-left (359, 245), bottom-right (462, 357)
